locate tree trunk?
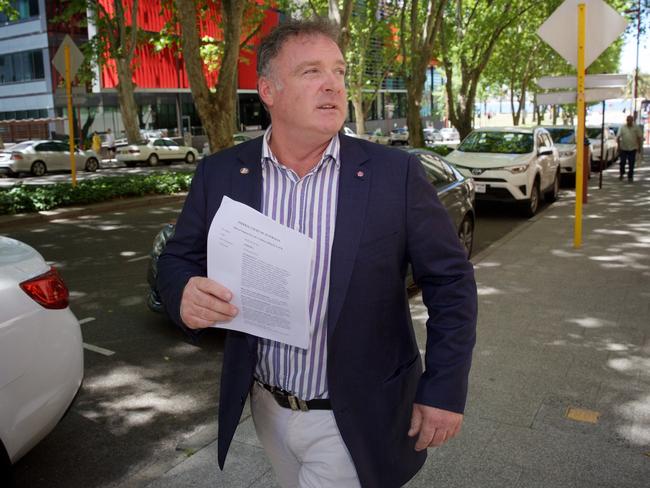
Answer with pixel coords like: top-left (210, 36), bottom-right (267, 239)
top-left (552, 105), bottom-right (558, 125)
top-left (115, 58), bottom-right (141, 143)
top-left (406, 70), bottom-right (426, 147)
top-left (176, 0), bottom-right (244, 152)
top-left (351, 93), bottom-right (366, 135)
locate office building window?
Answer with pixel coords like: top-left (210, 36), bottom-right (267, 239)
top-left (0, 0), bottom-right (39, 23)
top-left (0, 50), bottom-right (45, 84)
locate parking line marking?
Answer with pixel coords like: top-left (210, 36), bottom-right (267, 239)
top-left (127, 255), bottom-right (150, 262)
top-left (83, 343), bottom-right (115, 356)
top-left (79, 317), bottom-right (96, 325)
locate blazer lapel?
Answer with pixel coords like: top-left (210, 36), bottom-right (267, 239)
top-left (229, 138), bottom-right (263, 352)
top-left (230, 138), bottom-right (263, 212)
top-left (327, 136), bottom-right (371, 340)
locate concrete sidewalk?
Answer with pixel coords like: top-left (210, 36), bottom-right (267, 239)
top-left (145, 152), bottom-right (650, 487)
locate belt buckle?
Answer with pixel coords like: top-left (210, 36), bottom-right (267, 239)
top-left (288, 395), bottom-right (309, 412)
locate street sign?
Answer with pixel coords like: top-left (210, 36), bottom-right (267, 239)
top-left (536, 87), bottom-right (625, 105)
top-left (537, 0), bottom-right (627, 69)
top-left (52, 35), bottom-right (84, 82)
top-left (537, 74), bottom-right (628, 90)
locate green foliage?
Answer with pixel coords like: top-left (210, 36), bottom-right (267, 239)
top-left (0, 0), bottom-right (18, 20)
top-left (0, 172), bottom-right (193, 215)
top-left (422, 145), bottom-right (454, 156)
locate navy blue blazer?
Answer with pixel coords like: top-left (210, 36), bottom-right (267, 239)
top-left (157, 134), bottom-right (477, 487)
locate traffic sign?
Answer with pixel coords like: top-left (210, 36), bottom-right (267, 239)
top-left (537, 0), bottom-right (627, 69)
top-left (536, 87), bottom-right (625, 105)
top-left (52, 35), bottom-right (84, 82)
top-left (537, 74), bottom-right (628, 90)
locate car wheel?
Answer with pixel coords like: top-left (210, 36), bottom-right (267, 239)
top-left (125, 161), bottom-right (136, 168)
top-left (148, 153), bottom-right (160, 166)
top-left (185, 152), bottom-right (196, 164)
top-left (545, 171), bottom-right (560, 203)
top-left (523, 180), bottom-right (540, 217)
top-left (84, 158), bottom-right (99, 172)
top-left (31, 160), bottom-right (46, 177)
top-left (458, 215), bottom-right (474, 259)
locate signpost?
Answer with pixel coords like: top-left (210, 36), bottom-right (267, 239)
top-left (52, 35), bottom-right (84, 187)
top-left (537, 0), bottom-right (627, 249)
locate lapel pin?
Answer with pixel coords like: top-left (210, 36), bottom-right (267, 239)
top-left (240, 167), bottom-right (250, 175)
top-left (356, 170), bottom-right (364, 178)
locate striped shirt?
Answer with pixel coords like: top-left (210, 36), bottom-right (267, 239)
top-left (254, 128), bottom-right (340, 400)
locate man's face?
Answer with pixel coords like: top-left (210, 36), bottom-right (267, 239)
top-left (627, 116), bottom-right (633, 126)
top-left (259, 34), bottom-right (347, 140)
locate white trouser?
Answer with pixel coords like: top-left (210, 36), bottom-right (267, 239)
top-left (250, 382), bottom-right (361, 488)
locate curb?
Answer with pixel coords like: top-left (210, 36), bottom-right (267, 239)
top-left (0, 193), bottom-right (188, 231)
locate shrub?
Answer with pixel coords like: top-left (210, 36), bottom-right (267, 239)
top-left (0, 172), bottom-right (193, 215)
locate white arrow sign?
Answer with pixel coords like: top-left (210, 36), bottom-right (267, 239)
top-left (537, 0), bottom-right (627, 69)
top-left (52, 35), bottom-right (84, 82)
top-left (537, 74), bottom-right (628, 90)
top-left (536, 87), bottom-right (625, 105)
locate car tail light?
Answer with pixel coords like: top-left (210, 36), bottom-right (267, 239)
top-left (10, 152), bottom-right (23, 160)
top-left (19, 267), bottom-right (70, 309)
top-left (128, 149), bottom-right (140, 154)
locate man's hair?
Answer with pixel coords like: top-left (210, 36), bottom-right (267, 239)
top-left (256, 17), bottom-right (340, 79)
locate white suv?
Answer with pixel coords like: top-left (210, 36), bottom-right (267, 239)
top-left (446, 127), bottom-right (560, 217)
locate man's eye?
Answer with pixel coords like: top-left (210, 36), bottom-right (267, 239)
top-left (304, 69), bottom-right (318, 74)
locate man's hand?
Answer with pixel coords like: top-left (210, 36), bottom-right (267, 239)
top-left (408, 403), bottom-right (463, 451)
top-left (180, 276), bottom-right (238, 329)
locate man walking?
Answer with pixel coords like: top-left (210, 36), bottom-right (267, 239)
top-left (158, 18), bottom-right (477, 488)
top-left (617, 115), bottom-right (643, 181)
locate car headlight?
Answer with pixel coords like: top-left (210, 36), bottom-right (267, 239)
top-left (505, 164), bottom-right (529, 174)
top-left (559, 150), bottom-right (575, 157)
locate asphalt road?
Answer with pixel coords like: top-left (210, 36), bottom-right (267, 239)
top-left (2, 192), bottom-right (554, 487)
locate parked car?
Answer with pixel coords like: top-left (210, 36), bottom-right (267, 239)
top-left (439, 127), bottom-right (460, 141)
top-left (0, 237), bottom-right (83, 475)
top-left (389, 127), bottom-right (409, 145)
top-left (145, 149), bottom-right (476, 313)
top-left (543, 126), bottom-right (592, 182)
top-left (445, 127), bottom-right (560, 217)
top-left (202, 133), bottom-right (253, 158)
top-left (361, 128), bottom-right (390, 145)
top-left (116, 138), bottom-right (199, 167)
top-left (424, 127), bottom-right (443, 143)
top-left (341, 126), bottom-right (360, 138)
top-left (0, 140), bottom-right (101, 177)
top-left (586, 127), bottom-right (618, 171)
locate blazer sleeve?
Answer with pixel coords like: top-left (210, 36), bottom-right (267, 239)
top-left (405, 155), bottom-right (478, 414)
top-left (157, 160), bottom-right (210, 339)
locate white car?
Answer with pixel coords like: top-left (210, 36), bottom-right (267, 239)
top-left (446, 127), bottom-right (561, 217)
top-left (439, 127), bottom-right (460, 141)
top-left (544, 126), bottom-right (591, 181)
top-left (361, 128), bottom-right (390, 145)
top-left (586, 127), bottom-right (618, 170)
top-left (389, 127), bottom-right (409, 145)
top-left (341, 126), bottom-right (360, 138)
top-left (116, 138), bottom-right (199, 167)
top-left (0, 237), bottom-right (83, 470)
top-left (0, 140), bottom-right (101, 177)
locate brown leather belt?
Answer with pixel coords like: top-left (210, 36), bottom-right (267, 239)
top-left (256, 381), bottom-right (332, 411)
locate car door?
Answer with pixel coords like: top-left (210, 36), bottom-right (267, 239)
top-left (164, 139), bottom-right (182, 160)
top-left (417, 152), bottom-right (462, 227)
top-left (54, 141), bottom-right (77, 171)
top-left (535, 131), bottom-right (553, 189)
top-left (152, 139), bottom-right (169, 161)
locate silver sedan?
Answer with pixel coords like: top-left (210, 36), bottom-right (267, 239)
top-left (116, 138), bottom-right (199, 167)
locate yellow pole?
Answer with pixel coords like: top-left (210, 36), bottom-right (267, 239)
top-left (574, 3), bottom-right (586, 248)
top-left (65, 45), bottom-right (77, 187)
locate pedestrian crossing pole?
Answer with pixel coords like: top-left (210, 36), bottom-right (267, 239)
top-left (65, 45), bottom-right (77, 187)
top-left (574, 3), bottom-right (586, 249)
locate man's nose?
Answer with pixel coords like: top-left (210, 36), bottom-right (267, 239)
top-left (323, 71), bottom-right (344, 93)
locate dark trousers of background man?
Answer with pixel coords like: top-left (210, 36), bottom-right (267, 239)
top-left (619, 150), bottom-right (637, 181)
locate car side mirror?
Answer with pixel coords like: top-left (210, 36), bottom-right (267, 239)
top-left (538, 147), bottom-right (553, 156)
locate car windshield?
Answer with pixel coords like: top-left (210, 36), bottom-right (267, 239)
top-left (546, 128), bottom-right (576, 144)
top-left (458, 131), bottom-right (533, 154)
top-left (586, 128), bottom-right (603, 139)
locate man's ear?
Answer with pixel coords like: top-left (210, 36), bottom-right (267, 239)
top-left (258, 77), bottom-right (274, 108)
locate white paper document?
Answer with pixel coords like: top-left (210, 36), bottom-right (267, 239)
top-left (207, 196), bottom-right (314, 348)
